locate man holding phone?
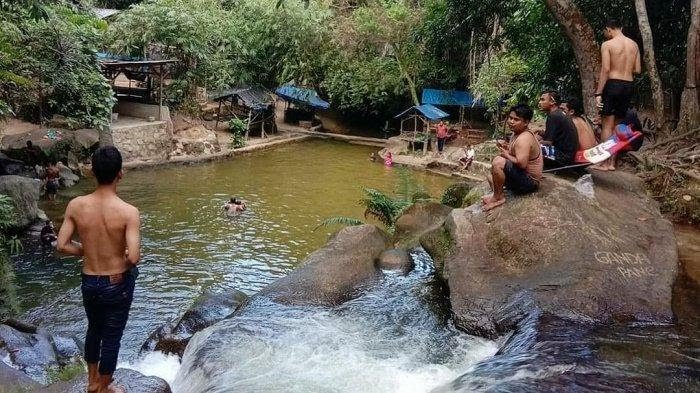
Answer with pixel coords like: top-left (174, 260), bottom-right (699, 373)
top-left (483, 104), bottom-right (543, 211)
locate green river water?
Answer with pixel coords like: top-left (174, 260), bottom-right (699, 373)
top-left (13, 139), bottom-right (454, 360)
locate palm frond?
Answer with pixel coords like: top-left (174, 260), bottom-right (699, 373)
top-left (314, 216), bottom-right (364, 231)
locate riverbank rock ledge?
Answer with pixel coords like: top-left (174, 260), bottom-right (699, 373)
top-left (0, 175), bottom-right (43, 229)
top-left (422, 171), bottom-right (678, 338)
top-left (0, 321), bottom-right (82, 385)
top-left (259, 224), bottom-right (391, 306)
top-left (141, 289), bottom-right (248, 357)
top-left (41, 368), bottom-right (171, 393)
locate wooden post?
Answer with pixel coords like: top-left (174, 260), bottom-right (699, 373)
top-left (422, 118), bottom-right (428, 155)
top-left (215, 100), bottom-right (223, 130)
top-left (158, 65), bottom-right (163, 121)
top-left (245, 110), bottom-right (252, 140)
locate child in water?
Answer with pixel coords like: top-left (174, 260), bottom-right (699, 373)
top-left (384, 152), bottom-right (393, 167)
top-left (223, 197), bottom-right (246, 214)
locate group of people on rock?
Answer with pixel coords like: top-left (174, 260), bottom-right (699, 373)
top-left (482, 18), bottom-right (642, 211)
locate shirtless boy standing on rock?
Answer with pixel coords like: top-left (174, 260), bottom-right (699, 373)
top-left (592, 18), bottom-right (641, 171)
top-left (57, 146), bottom-right (140, 393)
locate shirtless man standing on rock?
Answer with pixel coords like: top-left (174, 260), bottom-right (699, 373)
top-left (57, 146), bottom-right (140, 393)
top-left (592, 18), bottom-right (641, 171)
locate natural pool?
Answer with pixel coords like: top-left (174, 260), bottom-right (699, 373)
top-left (10, 139), bottom-right (699, 392)
top-left (13, 140), bottom-right (481, 385)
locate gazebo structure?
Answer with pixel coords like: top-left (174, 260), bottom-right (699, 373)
top-left (275, 85), bottom-right (330, 126)
top-left (421, 88), bottom-right (485, 130)
top-left (210, 87), bottom-right (276, 138)
top-left (394, 104), bottom-right (449, 154)
top-left (98, 54), bottom-right (177, 121)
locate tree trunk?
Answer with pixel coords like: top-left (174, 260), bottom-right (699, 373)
top-left (393, 44), bottom-right (420, 106)
top-left (678, 0), bottom-right (700, 133)
top-left (634, 0), bottom-right (666, 133)
top-left (543, 0), bottom-right (601, 117)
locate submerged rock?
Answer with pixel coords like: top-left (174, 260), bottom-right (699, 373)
top-left (41, 368), bottom-right (171, 393)
top-left (259, 224), bottom-right (391, 306)
top-left (141, 289), bottom-right (248, 357)
top-left (0, 175), bottom-right (43, 229)
top-left (422, 171), bottom-right (678, 338)
top-left (377, 248), bottom-right (413, 274)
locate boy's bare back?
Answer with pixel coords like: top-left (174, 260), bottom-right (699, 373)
top-left (62, 192), bottom-right (140, 275)
top-left (603, 36), bottom-right (640, 81)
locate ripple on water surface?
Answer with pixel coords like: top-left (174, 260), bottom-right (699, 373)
top-left (13, 140), bottom-right (455, 361)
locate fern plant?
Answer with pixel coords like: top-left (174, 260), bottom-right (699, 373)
top-left (317, 168), bottom-right (432, 232)
top-left (0, 194), bottom-right (20, 319)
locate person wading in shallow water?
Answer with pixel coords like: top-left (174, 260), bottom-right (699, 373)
top-left (482, 104), bottom-right (543, 211)
top-left (57, 146), bottom-right (140, 393)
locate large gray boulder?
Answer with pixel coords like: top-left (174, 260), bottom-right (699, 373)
top-left (422, 171), bottom-right (678, 338)
top-left (39, 368), bottom-right (171, 393)
top-left (259, 224), bottom-right (391, 306)
top-left (0, 361), bottom-right (41, 392)
top-left (0, 175), bottom-right (43, 229)
top-left (0, 322), bottom-right (83, 385)
top-left (141, 289), bottom-right (248, 357)
top-left (0, 152), bottom-right (30, 176)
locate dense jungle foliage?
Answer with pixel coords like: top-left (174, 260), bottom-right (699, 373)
top-left (0, 0), bottom-right (693, 127)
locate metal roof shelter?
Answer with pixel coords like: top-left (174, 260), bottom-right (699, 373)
top-left (275, 86), bottom-right (330, 110)
top-left (421, 88), bottom-right (485, 130)
top-left (210, 87), bottom-right (276, 138)
top-left (421, 89), bottom-right (484, 108)
top-left (94, 8), bottom-right (120, 20)
top-left (99, 56), bottom-right (177, 120)
top-left (394, 104), bottom-right (449, 154)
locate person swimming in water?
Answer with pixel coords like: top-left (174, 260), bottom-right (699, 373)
top-left (384, 152), bottom-right (393, 167)
top-left (223, 197), bottom-right (246, 214)
top-left (40, 220), bottom-right (58, 248)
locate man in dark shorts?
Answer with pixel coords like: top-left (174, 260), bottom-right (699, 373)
top-left (483, 104), bottom-right (543, 211)
top-left (44, 162), bottom-right (60, 201)
top-left (538, 90), bottom-right (578, 167)
top-left (57, 146), bottom-right (140, 393)
top-left (592, 18), bottom-right (641, 171)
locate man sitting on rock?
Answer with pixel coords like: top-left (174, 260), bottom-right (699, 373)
top-left (538, 90), bottom-right (578, 167)
top-left (482, 104), bottom-right (543, 211)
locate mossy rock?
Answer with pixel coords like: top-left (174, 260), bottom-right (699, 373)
top-left (441, 182), bottom-right (472, 208)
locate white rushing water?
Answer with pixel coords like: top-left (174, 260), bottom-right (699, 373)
top-left (165, 250), bottom-right (498, 393)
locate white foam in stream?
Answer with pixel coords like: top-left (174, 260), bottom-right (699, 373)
top-left (118, 351), bottom-right (181, 386)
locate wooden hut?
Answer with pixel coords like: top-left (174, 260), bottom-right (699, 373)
top-left (210, 87), bottom-right (276, 139)
top-left (394, 104), bottom-right (449, 154)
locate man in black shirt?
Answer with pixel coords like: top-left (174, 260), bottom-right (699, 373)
top-left (538, 91), bottom-right (579, 167)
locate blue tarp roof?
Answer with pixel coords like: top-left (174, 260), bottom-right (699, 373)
top-left (394, 104), bottom-right (449, 120)
top-left (421, 88), bottom-right (485, 108)
top-left (275, 86), bottom-right (330, 110)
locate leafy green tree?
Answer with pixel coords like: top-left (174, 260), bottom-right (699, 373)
top-left (0, 1), bottom-right (115, 128)
top-left (0, 195), bottom-right (20, 320)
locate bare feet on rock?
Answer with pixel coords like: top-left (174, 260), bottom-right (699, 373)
top-left (483, 197), bottom-right (506, 211)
